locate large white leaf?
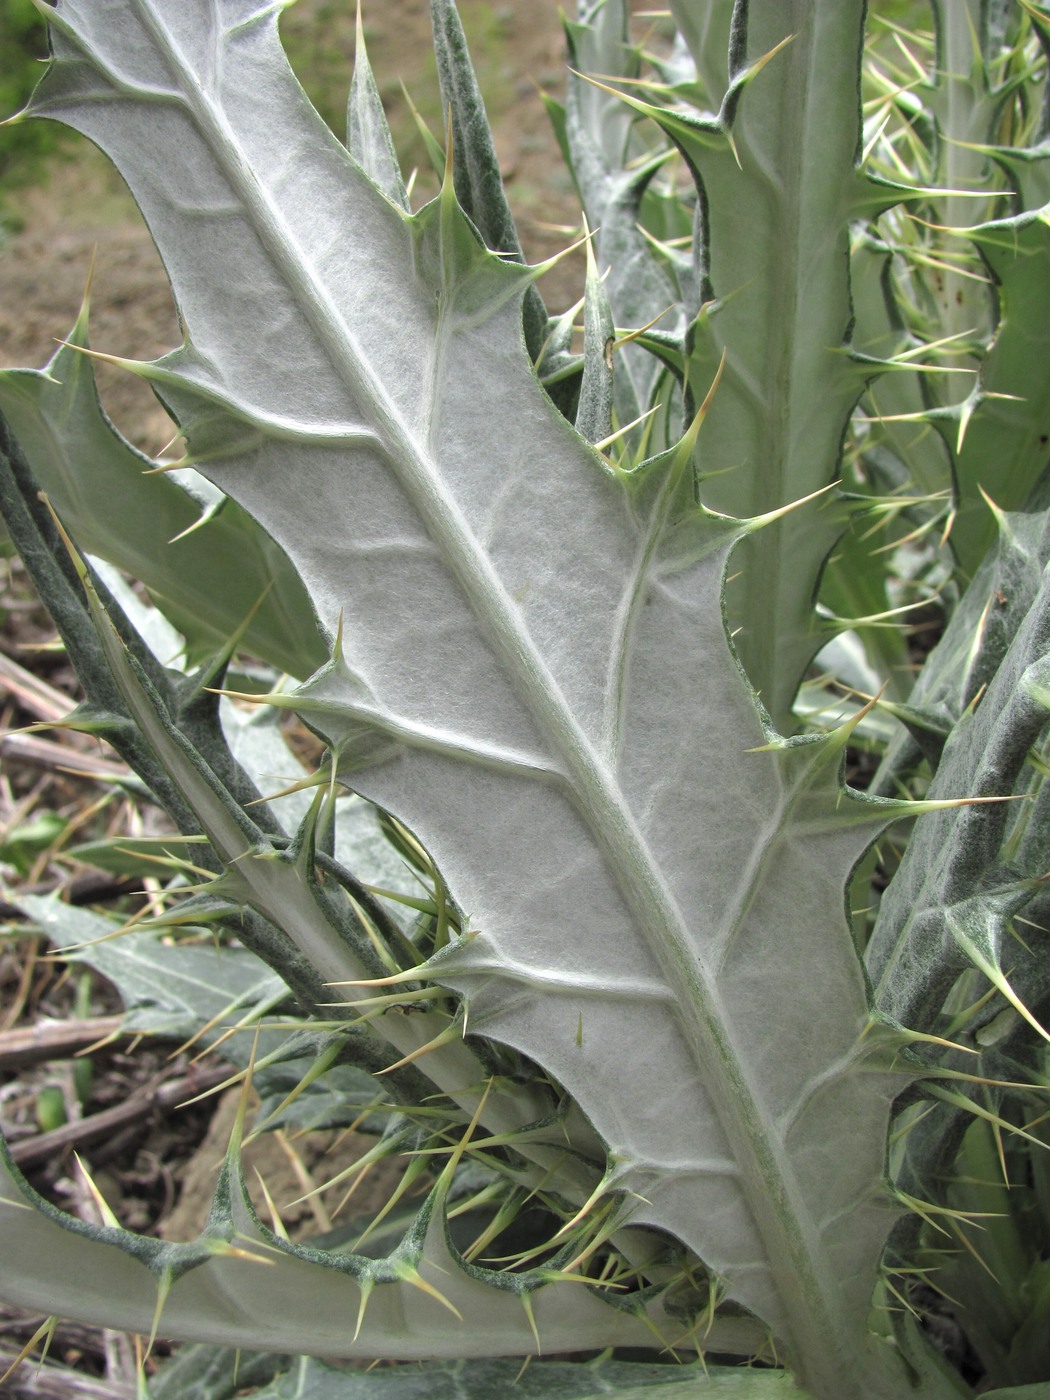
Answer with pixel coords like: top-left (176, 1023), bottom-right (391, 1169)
top-left (13, 5), bottom-right (940, 1395)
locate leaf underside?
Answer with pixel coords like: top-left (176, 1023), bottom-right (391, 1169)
top-left (0, 3), bottom-right (919, 1393)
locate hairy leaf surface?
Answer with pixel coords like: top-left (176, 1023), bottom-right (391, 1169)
top-left (12, 4), bottom-right (927, 1392)
top-left (240, 1355), bottom-right (811, 1399)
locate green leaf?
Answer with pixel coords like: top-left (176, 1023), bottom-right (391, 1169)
top-left (17, 895), bottom-right (286, 1043)
top-left (868, 563), bottom-right (1050, 1037)
top-left (0, 811), bottom-right (67, 875)
top-left (873, 498), bottom-right (1050, 789)
top-left (624, 2), bottom-right (874, 726)
top-left (848, 228), bottom-right (954, 502)
top-left (149, 1345), bottom-right (287, 1400)
top-left (0, 416), bottom-right (240, 833)
top-left (918, 0), bottom-right (1007, 368)
top-left (66, 832), bottom-right (211, 878)
top-left (0, 1129), bottom-right (686, 1360)
top-left (867, 546), bottom-right (1050, 1206)
top-left (941, 212), bottom-right (1050, 574)
top-left (575, 230), bottom-right (615, 443)
top-left (0, 305), bottom-right (325, 678)
top-left (232, 1355), bottom-right (812, 1399)
top-left (666, 0), bottom-right (732, 110)
top-left (929, 1120), bottom-right (1050, 1390)
top-left (15, 892), bottom-right (400, 1137)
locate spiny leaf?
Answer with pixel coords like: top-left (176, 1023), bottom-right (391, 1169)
top-left (938, 212), bottom-right (1050, 573)
top-left (347, 3), bottom-right (409, 211)
top-left (607, 3), bottom-right (876, 727)
top-left (0, 305), bottom-right (325, 678)
top-left (0, 1129), bottom-right (692, 1360)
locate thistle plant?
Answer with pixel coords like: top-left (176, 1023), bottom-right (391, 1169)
top-left (1, 2), bottom-right (1049, 1398)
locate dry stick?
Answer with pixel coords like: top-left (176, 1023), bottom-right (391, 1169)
top-left (0, 870), bottom-right (139, 921)
top-left (0, 731), bottom-right (131, 783)
top-left (0, 648), bottom-right (133, 782)
top-left (9, 1061), bottom-right (229, 1169)
top-left (0, 1015), bottom-right (126, 1073)
top-left (0, 1342), bottom-right (136, 1400)
top-left (0, 935), bottom-right (40, 1033)
top-left (0, 652), bottom-right (75, 725)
